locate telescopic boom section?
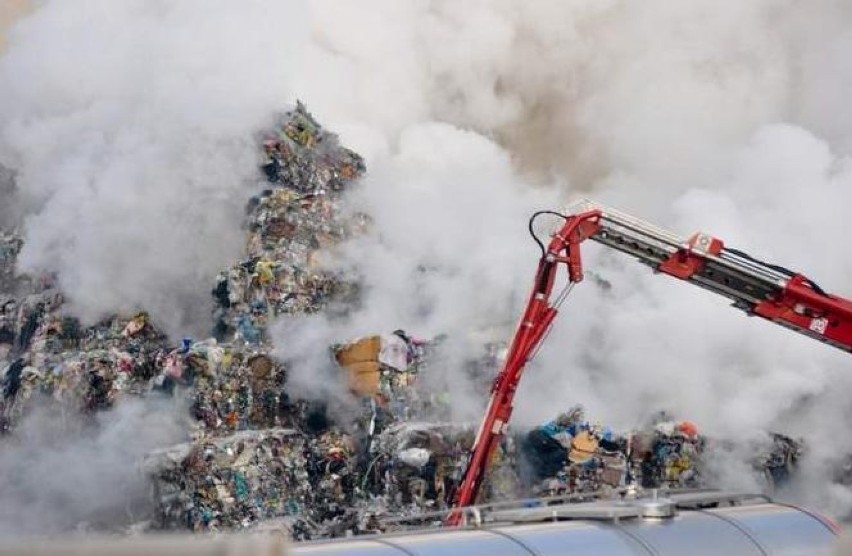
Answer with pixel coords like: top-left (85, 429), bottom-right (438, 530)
top-left (447, 200), bottom-right (852, 525)
top-left (571, 199), bottom-right (852, 352)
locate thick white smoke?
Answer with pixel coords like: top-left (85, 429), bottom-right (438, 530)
top-left (0, 0), bottom-right (308, 536)
top-left (3, 0), bottom-right (852, 522)
top-left (0, 397), bottom-right (186, 537)
top-left (538, 124), bottom-right (852, 515)
top-left (285, 0), bottom-right (852, 515)
top-left (0, 0), bottom-right (308, 337)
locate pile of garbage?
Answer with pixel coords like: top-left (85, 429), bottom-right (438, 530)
top-left (212, 102), bottom-right (366, 345)
top-left (0, 102), bottom-right (814, 540)
top-left (133, 105), bottom-right (377, 533)
top-left (143, 333), bottom-right (453, 535)
top-left (365, 422), bottom-right (475, 512)
top-left (0, 103), bottom-right (369, 525)
top-left (144, 428), bottom-right (309, 531)
top-left (0, 229), bottom-right (24, 294)
top-left (632, 416), bottom-right (703, 490)
top-left (517, 407), bottom-right (807, 504)
top-left (0, 103), bottom-right (364, 421)
top-left (518, 406), bottom-right (683, 498)
top-left (754, 432), bottom-right (804, 491)
top-left (0, 301), bottom-right (174, 432)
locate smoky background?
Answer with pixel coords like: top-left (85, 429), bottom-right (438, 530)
top-left (1, 0), bottom-right (852, 534)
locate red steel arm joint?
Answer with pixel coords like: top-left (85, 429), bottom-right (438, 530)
top-left (658, 233), bottom-right (725, 280)
top-left (446, 210), bottom-right (602, 525)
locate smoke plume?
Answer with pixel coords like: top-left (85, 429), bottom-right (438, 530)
top-left (2, 0), bottom-right (852, 523)
top-left (287, 0), bottom-right (852, 515)
top-left (0, 397), bottom-right (186, 536)
top-left (0, 0), bottom-right (308, 337)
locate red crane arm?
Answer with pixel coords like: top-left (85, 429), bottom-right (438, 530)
top-left (658, 233), bottom-right (852, 351)
top-left (446, 209), bottom-right (603, 524)
top-left (447, 200), bottom-right (852, 525)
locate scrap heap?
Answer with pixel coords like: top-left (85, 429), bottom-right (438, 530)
top-left (140, 104), bottom-right (490, 537)
top-left (0, 291), bottom-right (174, 433)
top-left (143, 428), bottom-right (309, 531)
top-left (0, 229), bottom-right (23, 295)
top-left (632, 417), bottom-right (704, 490)
top-left (753, 432), bottom-right (804, 492)
top-left (0, 106), bottom-right (365, 434)
top-left (0, 103), bottom-right (371, 536)
top-left (144, 102), bottom-right (370, 533)
top-left (0, 103), bottom-right (813, 540)
top-left (365, 422), bottom-right (475, 513)
top-left (212, 102), bottom-right (366, 345)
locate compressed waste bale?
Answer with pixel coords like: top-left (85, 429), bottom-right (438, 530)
top-left (143, 428), bottom-right (310, 532)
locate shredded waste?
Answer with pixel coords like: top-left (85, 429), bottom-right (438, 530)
top-left (0, 103), bottom-right (809, 540)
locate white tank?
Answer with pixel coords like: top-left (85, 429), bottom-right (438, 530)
top-left (292, 492), bottom-right (839, 556)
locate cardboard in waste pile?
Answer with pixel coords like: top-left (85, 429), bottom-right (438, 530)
top-left (335, 336), bottom-right (381, 367)
top-left (334, 336), bottom-right (383, 396)
top-left (343, 361), bottom-right (381, 397)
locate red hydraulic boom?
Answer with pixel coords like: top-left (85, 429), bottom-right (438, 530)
top-left (446, 199), bottom-right (852, 525)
